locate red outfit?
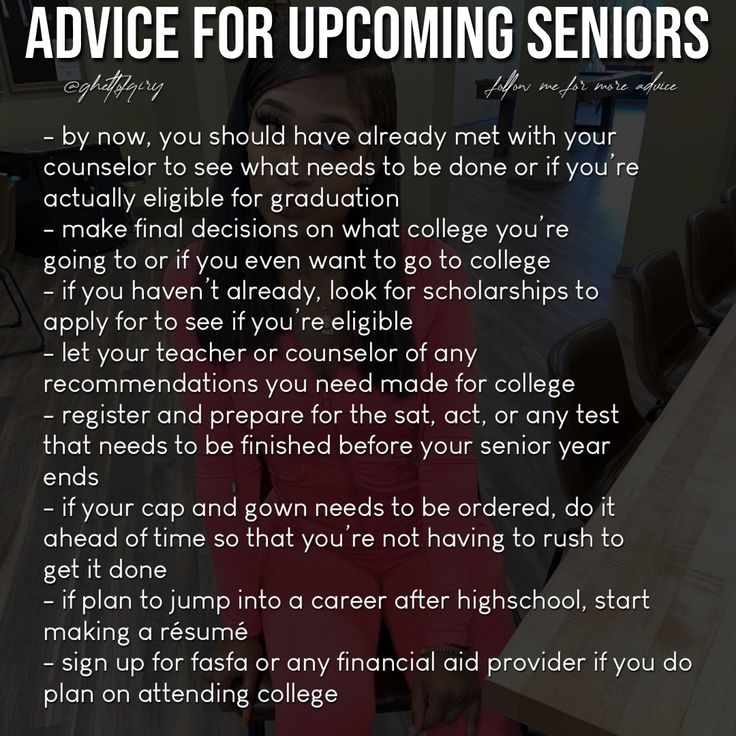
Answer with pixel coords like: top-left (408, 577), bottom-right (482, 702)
top-left (164, 234), bottom-right (516, 735)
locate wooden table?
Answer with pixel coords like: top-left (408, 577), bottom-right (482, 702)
top-left (483, 307), bottom-right (736, 735)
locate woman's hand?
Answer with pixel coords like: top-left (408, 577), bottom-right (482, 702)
top-left (204, 635), bottom-right (265, 726)
top-left (409, 650), bottom-right (480, 736)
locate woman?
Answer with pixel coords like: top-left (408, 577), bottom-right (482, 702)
top-left (164, 19), bottom-right (516, 736)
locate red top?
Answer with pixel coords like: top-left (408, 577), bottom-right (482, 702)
top-left (164, 233), bottom-right (497, 647)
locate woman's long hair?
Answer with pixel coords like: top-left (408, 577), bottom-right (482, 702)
top-left (194, 19), bottom-right (416, 390)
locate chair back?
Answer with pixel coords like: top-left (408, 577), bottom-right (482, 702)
top-left (722, 185), bottom-right (736, 209)
top-left (547, 319), bottom-right (645, 508)
top-left (629, 249), bottom-right (697, 400)
top-left (686, 204), bottom-right (736, 323)
top-left (0, 176), bottom-right (16, 265)
top-left (722, 185), bottom-right (736, 237)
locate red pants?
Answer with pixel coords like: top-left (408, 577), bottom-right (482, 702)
top-left (258, 539), bottom-right (518, 736)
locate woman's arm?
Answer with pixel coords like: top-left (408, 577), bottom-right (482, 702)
top-left (163, 245), bottom-right (263, 635)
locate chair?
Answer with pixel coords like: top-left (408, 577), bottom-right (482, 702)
top-left (686, 204), bottom-right (736, 326)
top-left (245, 464), bottom-right (523, 735)
top-left (547, 320), bottom-right (650, 512)
top-left (629, 249), bottom-right (709, 405)
top-left (544, 320), bottom-right (650, 587)
top-left (247, 624), bottom-right (412, 735)
top-left (0, 176), bottom-right (45, 359)
top-left (246, 457), bottom-right (412, 735)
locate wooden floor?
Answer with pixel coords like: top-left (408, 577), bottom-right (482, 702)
top-left (0, 104), bottom-right (648, 735)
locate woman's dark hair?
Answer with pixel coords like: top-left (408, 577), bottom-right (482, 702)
top-left (195, 18), bottom-right (416, 391)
